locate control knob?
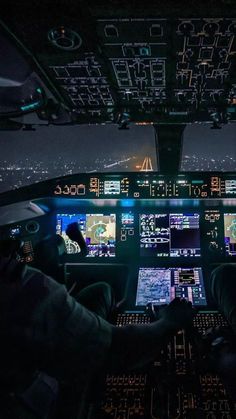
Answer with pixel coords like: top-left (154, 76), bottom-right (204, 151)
top-left (208, 241), bottom-right (218, 252)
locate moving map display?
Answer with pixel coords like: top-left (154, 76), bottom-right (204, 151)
top-left (224, 213), bottom-right (236, 256)
top-left (136, 267), bottom-right (206, 306)
top-left (56, 213), bottom-right (116, 256)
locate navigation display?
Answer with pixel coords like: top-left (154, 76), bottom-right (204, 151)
top-left (56, 213), bottom-right (116, 257)
top-left (136, 267), bottom-right (206, 306)
top-left (140, 213), bottom-right (200, 257)
top-left (224, 213), bottom-right (236, 256)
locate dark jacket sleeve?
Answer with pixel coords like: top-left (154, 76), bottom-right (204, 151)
top-left (27, 268), bottom-right (112, 380)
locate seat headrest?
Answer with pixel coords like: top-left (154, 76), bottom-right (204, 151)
top-left (33, 235), bottom-right (66, 271)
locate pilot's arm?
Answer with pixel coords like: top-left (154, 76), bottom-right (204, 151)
top-left (30, 273), bottom-right (194, 377)
top-left (109, 298), bottom-right (194, 370)
top-left (66, 222), bottom-right (88, 257)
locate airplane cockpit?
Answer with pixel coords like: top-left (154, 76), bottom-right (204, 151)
top-left (0, 1), bottom-right (236, 418)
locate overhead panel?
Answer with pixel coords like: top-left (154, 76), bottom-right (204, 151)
top-left (1, 11), bottom-right (236, 123)
top-left (174, 18), bottom-right (236, 107)
top-left (96, 18), bottom-right (167, 109)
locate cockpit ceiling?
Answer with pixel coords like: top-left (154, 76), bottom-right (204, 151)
top-left (1, 1), bottom-right (236, 123)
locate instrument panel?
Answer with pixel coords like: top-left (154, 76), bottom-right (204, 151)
top-left (0, 205), bottom-right (235, 307)
top-left (0, 173), bottom-right (235, 308)
top-left (0, 205), bottom-right (235, 262)
top-left (54, 208), bottom-right (236, 260)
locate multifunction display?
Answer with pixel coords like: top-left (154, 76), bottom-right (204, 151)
top-left (136, 267), bottom-right (206, 306)
top-left (224, 213), bottom-right (236, 256)
top-left (56, 213), bottom-right (116, 257)
top-left (140, 213), bottom-right (200, 257)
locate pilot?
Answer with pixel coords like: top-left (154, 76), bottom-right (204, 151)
top-left (208, 264), bottom-right (236, 400)
top-left (0, 235), bottom-right (195, 418)
top-left (33, 222), bottom-right (88, 282)
top-left (211, 264), bottom-right (236, 333)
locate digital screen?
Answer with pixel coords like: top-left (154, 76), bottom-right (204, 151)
top-left (104, 180), bottom-right (120, 195)
top-left (136, 267), bottom-right (206, 306)
top-left (225, 180), bottom-right (236, 196)
top-left (224, 213), bottom-right (236, 256)
top-left (9, 226), bottom-right (21, 237)
top-left (140, 213), bottom-right (201, 257)
top-left (121, 212), bottom-right (134, 226)
top-left (56, 213), bottom-right (116, 257)
top-left (120, 212), bottom-right (135, 242)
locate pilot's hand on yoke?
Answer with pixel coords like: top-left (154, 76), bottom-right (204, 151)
top-left (159, 297), bottom-right (195, 332)
top-left (66, 222), bottom-right (88, 256)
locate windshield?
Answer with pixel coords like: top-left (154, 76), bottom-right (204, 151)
top-left (0, 123), bottom-right (158, 193)
top-left (181, 123), bottom-right (236, 172)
